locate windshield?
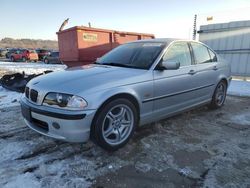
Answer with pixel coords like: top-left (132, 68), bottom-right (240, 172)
top-left (96, 42), bottom-right (165, 69)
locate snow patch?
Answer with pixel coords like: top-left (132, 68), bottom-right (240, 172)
top-left (135, 162), bottom-right (152, 173)
top-left (0, 62), bottom-right (66, 109)
top-left (228, 80), bottom-right (250, 97)
top-left (179, 167), bottom-right (192, 176)
top-left (0, 86), bottom-right (22, 109)
top-left (0, 62), bottom-right (66, 75)
top-left (3, 173), bottom-right (41, 188)
top-left (230, 113), bottom-right (250, 126)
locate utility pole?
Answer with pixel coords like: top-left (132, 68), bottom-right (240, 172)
top-left (193, 14), bottom-right (197, 40)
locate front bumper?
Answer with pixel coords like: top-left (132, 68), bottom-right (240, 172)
top-left (20, 96), bottom-right (96, 142)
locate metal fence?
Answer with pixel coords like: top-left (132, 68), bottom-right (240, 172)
top-left (198, 20), bottom-right (250, 77)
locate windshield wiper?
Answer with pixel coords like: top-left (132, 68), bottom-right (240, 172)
top-left (101, 62), bottom-right (140, 69)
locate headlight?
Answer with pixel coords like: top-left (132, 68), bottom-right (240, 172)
top-left (43, 93), bottom-right (87, 110)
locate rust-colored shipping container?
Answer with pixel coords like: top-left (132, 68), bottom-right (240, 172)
top-left (57, 26), bottom-right (154, 67)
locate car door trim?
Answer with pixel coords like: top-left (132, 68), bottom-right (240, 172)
top-left (142, 83), bottom-right (214, 103)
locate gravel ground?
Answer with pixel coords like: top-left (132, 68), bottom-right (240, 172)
top-left (0, 96), bottom-right (250, 188)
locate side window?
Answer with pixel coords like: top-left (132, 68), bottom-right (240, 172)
top-left (191, 43), bottom-right (211, 64)
top-left (163, 42), bottom-right (192, 67)
top-left (208, 48), bottom-right (217, 62)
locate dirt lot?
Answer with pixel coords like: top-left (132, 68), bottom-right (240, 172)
top-left (0, 96), bottom-right (250, 188)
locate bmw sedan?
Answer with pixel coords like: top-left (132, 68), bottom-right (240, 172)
top-left (21, 39), bottom-right (231, 151)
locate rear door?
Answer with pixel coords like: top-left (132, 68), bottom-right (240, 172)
top-left (152, 41), bottom-right (201, 118)
top-left (189, 42), bottom-right (219, 99)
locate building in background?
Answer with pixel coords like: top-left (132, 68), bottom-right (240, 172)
top-left (198, 20), bottom-right (250, 78)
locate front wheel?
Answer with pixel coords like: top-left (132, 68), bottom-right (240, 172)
top-left (91, 98), bottom-right (138, 151)
top-left (22, 57), bottom-right (27, 62)
top-left (209, 81), bottom-right (227, 109)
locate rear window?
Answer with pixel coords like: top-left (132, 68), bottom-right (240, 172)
top-left (38, 49), bottom-right (49, 53)
top-left (51, 52), bottom-right (59, 57)
top-left (28, 50), bottom-right (36, 53)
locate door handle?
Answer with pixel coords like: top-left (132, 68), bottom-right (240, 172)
top-left (188, 70), bottom-right (196, 75)
top-left (213, 66), bottom-right (218, 71)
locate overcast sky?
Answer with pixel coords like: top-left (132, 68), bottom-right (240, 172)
top-left (1, 0), bottom-right (250, 40)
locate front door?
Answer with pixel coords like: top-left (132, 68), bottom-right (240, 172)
top-left (152, 41), bottom-right (201, 119)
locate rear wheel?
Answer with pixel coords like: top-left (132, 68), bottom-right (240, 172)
top-left (22, 57), bottom-right (27, 62)
top-left (209, 80), bottom-right (227, 109)
top-left (10, 56), bottom-right (15, 62)
top-left (44, 58), bottom-right (49, 64)
top-left (91, 98), bottom-right (138, 151)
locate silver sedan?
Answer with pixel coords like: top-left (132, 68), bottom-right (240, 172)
top-left (21, 39), bottom-right (231, 151)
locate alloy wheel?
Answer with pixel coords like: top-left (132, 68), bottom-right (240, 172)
top-left (102, 104), bottom-right (134, 146)
top-left (215, 82), bottom-right (226, 106)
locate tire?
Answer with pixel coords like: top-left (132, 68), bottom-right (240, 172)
top-left (44, 58), bottom-right (49, 64)
top-left (10, 56), bottom-right (15, 62)
top-left (91, 98), bottom-right (138, 151)
top-left (209, 80), bottom-right (227, 109)
top-left (22, 57), bottom-right (27, 62)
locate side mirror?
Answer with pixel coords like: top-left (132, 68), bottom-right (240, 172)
top-left (161, 60), bottom-right (180, 70)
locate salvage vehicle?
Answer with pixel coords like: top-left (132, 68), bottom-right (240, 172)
top-left (10, 49), bottom-right (39, 62)
top-left (0, 49), bottom-right (8, 57)
top-left (36, 49), bottom-right (51, 61)
top-left (43, 51), bottom-right (62, 64)
top-left (6, 48), bottom-right (19, 59)
top-left (20, 39), bottom-right (231, 151)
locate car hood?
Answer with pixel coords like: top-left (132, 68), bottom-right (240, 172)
top-left (28, 64), bottom-right (149, 95)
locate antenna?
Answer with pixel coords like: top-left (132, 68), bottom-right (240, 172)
top-left (59, 18), bottom-right (69, 32)
top-left (193, 14), bottom-right (197, 40)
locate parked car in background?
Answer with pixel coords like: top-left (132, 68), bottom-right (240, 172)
top-left (43, 51), bottom-right (62, 64)
top-left (21, 39), bottom-right (231, 151)
top-left (36, 49), bottom-right (51, 60)
top-left (0, 49), bottom-right (8, 57)
top-left (6, 48), bottom-right (19, 59)
top-left (10, 49), bottom-right (39, 62)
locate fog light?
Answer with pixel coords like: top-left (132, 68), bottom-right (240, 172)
top-left (52, 122), bottom-right (60, 129)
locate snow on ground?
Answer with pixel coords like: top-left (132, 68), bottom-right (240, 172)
top-left (227, 80), bottom-right (250, 97)
top-left (0, 61), bottom-right (66, 75)
top-left (0, 86), bottom-right (22, 109)
top-left (0, 62), bottom-right (66, 109)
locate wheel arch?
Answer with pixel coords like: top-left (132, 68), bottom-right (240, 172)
top-left (217, 77), bottom-right (228, 88)
top-left (220, 78), bottom-right (228, 88)
top-left (93, 92), bottom-right (140, 120)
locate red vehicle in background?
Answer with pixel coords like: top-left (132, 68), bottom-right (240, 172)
top-left (36, 49), bottom-right (51, 60)
top-left (10, 49), bottom-right (39, 62)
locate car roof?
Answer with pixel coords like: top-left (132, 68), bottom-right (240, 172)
top-left (128, 38), bottom-right (198, 45)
